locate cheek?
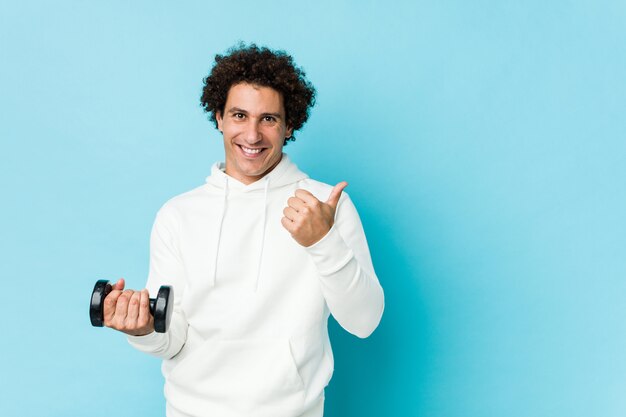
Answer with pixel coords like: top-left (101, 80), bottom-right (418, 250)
top-left (224, 125), bottom-right (243, 138)
top-left (273, 125), bottom-right (288, 140)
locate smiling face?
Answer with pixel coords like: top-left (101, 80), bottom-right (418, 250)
top-left (215, 83), bottom-right (293, 185)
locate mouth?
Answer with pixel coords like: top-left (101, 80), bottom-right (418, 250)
top-left (238, 144), bottom-right (266, 158)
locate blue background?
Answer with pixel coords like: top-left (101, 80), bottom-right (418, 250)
top-left (1, 1), bottom-right (625, 416)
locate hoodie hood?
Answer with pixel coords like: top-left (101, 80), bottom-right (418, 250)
top-left (203, 153), bottom-right (308, 291)
top-left (205, 153), bottom-right (309, 192)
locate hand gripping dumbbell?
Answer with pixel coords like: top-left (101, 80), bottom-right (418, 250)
top-left (89, 280), bottom-right (174, 333)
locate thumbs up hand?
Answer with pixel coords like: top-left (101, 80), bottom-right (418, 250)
top-left (282, 182), bottom-right (348, 247)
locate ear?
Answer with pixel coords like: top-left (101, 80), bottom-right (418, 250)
top-left (286, 126), bottom-right (293, 139)
top-left (216, 111), bottom-right (224, 132)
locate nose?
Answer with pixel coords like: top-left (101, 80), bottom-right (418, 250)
top-left (242, 120), bottom-right (262, 144)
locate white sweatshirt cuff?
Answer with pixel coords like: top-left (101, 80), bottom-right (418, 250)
top-left (305, 225), bottom-right (354, 275)
top-left (127, 331), bottom-right (165, 350)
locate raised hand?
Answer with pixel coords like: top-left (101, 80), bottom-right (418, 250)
top-left (281, 182), bottom-right (348, 247)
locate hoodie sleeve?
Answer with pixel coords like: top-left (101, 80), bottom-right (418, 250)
top-left (127, 204), bottom-right (188, 358)
top-left (304, 194), bottom-right (384, 338)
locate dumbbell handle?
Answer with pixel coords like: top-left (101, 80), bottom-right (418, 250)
top-left (89, 279), bottom-right (174, 333)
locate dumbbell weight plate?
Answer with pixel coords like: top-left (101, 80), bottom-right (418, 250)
top-left (153, 286), bottom-right (174, 333)
top-left (90, 279), bottom-right (112, 327)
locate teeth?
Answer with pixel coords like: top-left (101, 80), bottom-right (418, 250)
top-left (241, 146), bottom-right (262, 154)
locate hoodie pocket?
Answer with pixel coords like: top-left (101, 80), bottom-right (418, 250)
top-left (167, 338), bottom-right (305, 413)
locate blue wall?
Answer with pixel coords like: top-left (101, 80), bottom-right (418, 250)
top-left (1, 1), bottom-right (625, 416)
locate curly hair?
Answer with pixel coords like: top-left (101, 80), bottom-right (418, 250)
top-left (200, 43), bottom-right (316, 145)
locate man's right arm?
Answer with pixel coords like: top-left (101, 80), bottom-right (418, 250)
top-left (126, 205), bottom-right (188, 359)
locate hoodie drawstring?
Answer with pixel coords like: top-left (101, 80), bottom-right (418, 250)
top-left (253, 176), bottom-right (270, 292)
top-left (210, 176), bottom-right (228, 287)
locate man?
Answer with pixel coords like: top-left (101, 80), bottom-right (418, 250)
top-left (103, 44), bottom-right (384, 417)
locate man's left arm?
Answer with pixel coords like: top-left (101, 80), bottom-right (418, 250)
top-left (282, 184), bottom-right (384, 338)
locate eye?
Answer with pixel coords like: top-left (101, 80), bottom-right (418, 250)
top-left (262, 115), bottom-right (277, 123)
top-left (233, 113), bottom-right (245, 119)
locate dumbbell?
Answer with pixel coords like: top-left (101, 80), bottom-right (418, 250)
top-left (89, 280), bottom-right (174, 333)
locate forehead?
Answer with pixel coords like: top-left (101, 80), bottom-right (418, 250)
top-left (225, 83), bottom-right (285, 115)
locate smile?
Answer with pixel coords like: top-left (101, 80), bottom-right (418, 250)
top-left (238, 145), bottom-right (266, 157)
top-left (241, 146), bottom-right (262, 154)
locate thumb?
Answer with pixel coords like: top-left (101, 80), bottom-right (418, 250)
top-left (326, 181), bottom-right (348, 209)
top-left (113, 278), bottom-right (125, 291)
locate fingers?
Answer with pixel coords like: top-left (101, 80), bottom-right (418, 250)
top-left (281, 216), bottom-right (295, 233)
top-left (294, 189), bottom-right (319, 205)
top-left (126, 291), bottom-right (141, 328)
top-left (103, 287), bottom-right (123, 325)
top-left (103, 289), bottom-right (134, 328)
top-left (326, 181), bottom-right (348, 209)
top-left (294, 182), bottom-right (348, 210)
top-left (287, 196), bottom-right (306, 211)
top-left (102, 284), bottom-right (155, 336)
top-left (283, 206), bottom-right (298, 221)
top-left (283, 183), bottom-right (347, 246)
top-left (114, 290), bottom-right (134, 326)
top-left (138, 289), bottom-right (153, 329)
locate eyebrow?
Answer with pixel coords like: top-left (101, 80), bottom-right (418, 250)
top-left (261, 112), bottom-right (283, 120)
top-left (227, 107), bottom-right (248, 114)
top-left (227, 107), bottom-right (283, 120)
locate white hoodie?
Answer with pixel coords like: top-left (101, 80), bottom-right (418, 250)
top-left (128, 154), bottom-right (384, 417)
